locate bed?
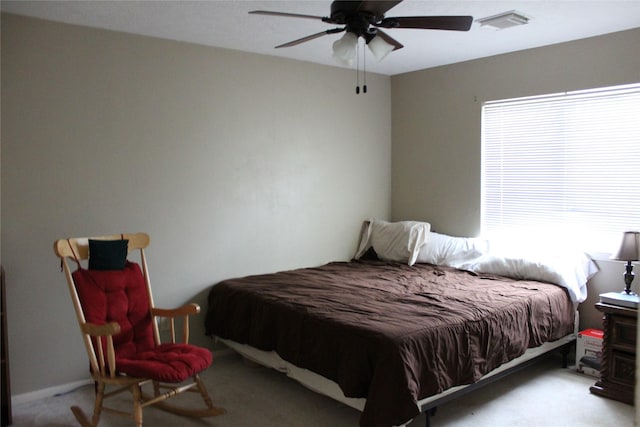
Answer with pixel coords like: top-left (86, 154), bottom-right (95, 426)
top-left (205, 220), bottom-right (597, 427)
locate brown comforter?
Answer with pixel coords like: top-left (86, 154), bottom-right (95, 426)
top-left (205, 260), bottom-right (574, 427)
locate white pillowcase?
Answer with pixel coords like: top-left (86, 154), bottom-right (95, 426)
top-left (355, 219), bottom-right (430, 266)
top-left (458, 248), bottom-right (598, 304)
top-left (415, 232), bottom-right (489, 267)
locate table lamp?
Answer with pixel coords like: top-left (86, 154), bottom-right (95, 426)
top-left (611, 231), bottom-right (640, 295)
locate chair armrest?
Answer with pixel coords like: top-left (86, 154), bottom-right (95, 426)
top-left (151, 303), bottom-right (200, 318)
top-left (151, 303), bottom-right (200, 344)
top-left (80, 321), bottom-right (121, 337)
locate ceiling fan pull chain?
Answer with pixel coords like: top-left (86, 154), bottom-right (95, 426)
top-left (363, 45), bottom-right (367, 94)
top-left (355, 40), bottom-right (360, 94)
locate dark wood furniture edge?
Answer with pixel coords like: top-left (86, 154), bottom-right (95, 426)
top-left (1, 266), bottom-right (12, 426)
top-left (590, 380), bottom-right (634, 404)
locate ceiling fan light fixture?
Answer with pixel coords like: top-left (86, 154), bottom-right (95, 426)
top-left (332, 31), bottom-right (358, 66)
top-left (367, 35), bottom-right (395, 62)
top-left (477, 10), bottom-right (529, 30)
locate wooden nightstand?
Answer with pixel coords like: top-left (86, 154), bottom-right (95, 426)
top-left (590, 301), bottom-right (636, 405)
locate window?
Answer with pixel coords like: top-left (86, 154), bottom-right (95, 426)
top-left (482, 83), bottom-right (640, 251)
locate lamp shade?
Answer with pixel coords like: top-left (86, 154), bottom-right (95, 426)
top-left (332, 32), bottom-right (358, 66)
top-left (611, 231), bottom-right (640, 261)
top-left (367, 35), bottom-right (394, 62)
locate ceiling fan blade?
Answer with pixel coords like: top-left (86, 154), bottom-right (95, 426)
top-left (373, 29), bottom-right (403, 50)
top-left (356, 1), bottom-right (403, 17)
top-left (275, 28), bottom-right (345, 48)
top-left (249, 10), bottom-right (326, 21)
top-left (377, 16), bottom-right (474, 31)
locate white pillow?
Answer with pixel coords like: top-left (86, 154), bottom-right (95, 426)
top-left (458, 249), bottom-right (598, 304)
top-left (416, 232), bottom-right (489, 267)
top-left (355, 219), bottom-right (430, 266)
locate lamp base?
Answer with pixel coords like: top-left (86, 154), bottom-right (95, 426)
top-left (623, 261), bottom-right (635, 294)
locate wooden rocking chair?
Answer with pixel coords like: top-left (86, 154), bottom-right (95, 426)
top-left (53, 233), bottom-right (224, 427)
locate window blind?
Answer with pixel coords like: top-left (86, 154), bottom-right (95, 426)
top-left (481, 83), bottom-right (640, 250)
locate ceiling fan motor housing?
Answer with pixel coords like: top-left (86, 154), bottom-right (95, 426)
top-left (327, 0), bottom-right (384, 40)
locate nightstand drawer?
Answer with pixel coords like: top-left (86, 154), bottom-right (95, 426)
top-left (612, 316), bottom-right (637, 353)
top-left (610, 351), bottom-right (636, 387)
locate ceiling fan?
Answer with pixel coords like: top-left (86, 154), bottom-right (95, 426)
top-left (249, 1), bottom-right (473, 63)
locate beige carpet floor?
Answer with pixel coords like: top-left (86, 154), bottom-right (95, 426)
top-left (9, 350), bottom-right (634, 426)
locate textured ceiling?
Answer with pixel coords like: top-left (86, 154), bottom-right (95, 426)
top-left (3, 1), bottom-right (640, 75)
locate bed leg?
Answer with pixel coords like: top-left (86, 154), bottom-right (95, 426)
top-left (560, 342), bottom-right (572, 368)
top-left (425, 407), bottom-right (437, 427)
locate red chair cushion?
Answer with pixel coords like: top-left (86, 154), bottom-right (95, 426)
top-left (117, 343), bottom-right (212, 382)
top-left (72, 262), bottom-right (212, 382)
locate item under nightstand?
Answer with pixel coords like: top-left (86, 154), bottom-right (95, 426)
top-left (576, 329), bottom-right (603, 377)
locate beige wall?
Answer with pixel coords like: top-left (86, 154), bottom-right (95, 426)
top-left (4, 10), bottom-right (639, 403)
top-left (391, 27), bottom-right (640, 332)
top-left (1, 13), bottom-right (391, 396)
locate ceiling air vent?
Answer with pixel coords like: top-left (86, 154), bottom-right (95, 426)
top-left (477, 10), bottom-right (530, 30)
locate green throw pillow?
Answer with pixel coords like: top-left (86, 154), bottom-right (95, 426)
top-left (88, 239), bottom-right (129, 270)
